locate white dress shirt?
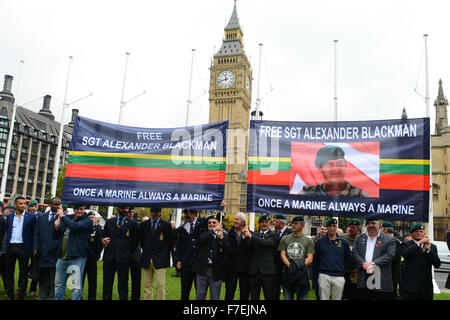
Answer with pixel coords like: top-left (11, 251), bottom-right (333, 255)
top-left (365, 231), bottom-right (381, 262)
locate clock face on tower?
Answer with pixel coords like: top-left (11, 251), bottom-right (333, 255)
top-left (217, 70), bottom-right (235, 89)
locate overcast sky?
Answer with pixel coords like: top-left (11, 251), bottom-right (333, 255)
top-left (0, 0), bottom-right (449, 133)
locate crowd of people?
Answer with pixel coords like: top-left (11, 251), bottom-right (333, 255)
top-left (0, 196), bottom-right (446, 300)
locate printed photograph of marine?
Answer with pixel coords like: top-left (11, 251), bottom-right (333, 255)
top-left (299, 145), bottom-right (370, 197)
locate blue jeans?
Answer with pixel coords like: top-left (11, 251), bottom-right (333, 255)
top-left (54, 257), bottom-right (87, 300)
top-left (283, 287), bottom-right (309, 300)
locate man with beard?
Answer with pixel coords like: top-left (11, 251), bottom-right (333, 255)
top-left (352, 219), bottom-right (396, 300)
top-left (101, 206), bottom-right (139, 300)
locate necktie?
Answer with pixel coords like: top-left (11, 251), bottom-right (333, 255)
top-left (152, 220), bottom-right (156, 234)
top-left (118, 217), bottom-right (124, 228)
top-left (189, 222), bottom-right (194, 236)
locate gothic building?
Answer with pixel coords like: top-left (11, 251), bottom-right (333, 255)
top-left (0, 74), bottom-right (76, 204)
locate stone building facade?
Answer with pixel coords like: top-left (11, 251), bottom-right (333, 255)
top-left (0, 74), bottom-right (76, 204)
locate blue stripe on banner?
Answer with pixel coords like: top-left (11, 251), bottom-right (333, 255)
top-left (247, 184), bottom-right (429, 222)
top-left (62, 177), bottom-right (224, 210)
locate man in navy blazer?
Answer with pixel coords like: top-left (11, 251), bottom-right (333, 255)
top-left (4, 196), bottom-right (37, 300)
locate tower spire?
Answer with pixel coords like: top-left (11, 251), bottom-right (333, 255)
top-left (434, 79), bottom-right (449, 135)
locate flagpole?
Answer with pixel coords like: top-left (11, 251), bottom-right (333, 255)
top-left (51, 56), bottom-right (73, 198)
top-left (333, 40), bottom-right (339, 225)
top-left (0, 61), bottom-right (24, 201)
top-left (424, 34), bottom-right (433, 242)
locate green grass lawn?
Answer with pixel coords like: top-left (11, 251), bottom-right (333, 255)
top-left (0, 261), bottom-right (449, 300)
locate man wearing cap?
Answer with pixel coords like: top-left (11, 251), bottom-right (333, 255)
top-left (341, 219), bottom-right (362, 300)
top-left (381, 221), bottom-right (402, 299)
top-left (299, 145), bottom-right (370, 197)
top-left (277, 216), bottom-right (314, 300)
top-left (82, 211), bottom-right (103, 300)
top-left (400, 224), bottom-right (440, 300)
top-left (139, 207), bottom-right (174, 300)
top-left (53, 203), bottom-right (93, 300)
top-left (101, 205), bottom-right (139, 300)
top-left (242, 214), bottom-right (279, 300)
top-left (352, 219), bottom-right (397, 300)
top-left (192, 213), bottom-right (230, 300)
top-left (176, 209), bottom-right (207, 299)
top-left (272, 214), bottom-right (292, 300)
top-left (32, 197), bottom-right (61, 300)
top-left (4, 196), bottom-right (37, 300)
top-left (314, 218), bottom-right (351, 300)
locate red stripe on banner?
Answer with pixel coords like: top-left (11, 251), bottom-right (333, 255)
top-left (379, 174), bottom-right (429, 191)
top-left (346, 162), bottom-right (379, 197)
top-left (349, 141), bottom-right (380, 155)
top-left (65, 164), bottom-right (225, 185)
top-left (248, 170), bottom-right (290, 185)
top-left (290, 142), bottom-right (325, 187)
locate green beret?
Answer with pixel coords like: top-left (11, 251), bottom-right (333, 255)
top-left (6, 205), bottom-right (16, 210)
top-left (73, 204), bottom-right (86, 209)
top-left (258, 214), bottom-right (270, 223)
top-left (62, 204), bottom-right (68, 210)
top-left (28, 200), bottom-right (38, 206)
top-left (325, 217), bottom-right (338, 226)
top-left (381, 222), bottom-right (394, 228)
top-left (206, 214), bottom-right (220, 222)
top-left (348, 219), bottom-right (361, 226)
top-left (274, 214), bottom-right (287, 220)
top-left (315, 145), bottom-right (345, 168)
top-left (150, 208), bottom-right (162, 212)
top-left (291, 216), bottom-right (304, 223)
top-left (409, 223), bottom-right (425, 233)
top-left (87, 211), bottom-right (95, 217)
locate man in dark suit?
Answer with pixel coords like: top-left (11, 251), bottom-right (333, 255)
top-left (352, 218), bottom-right (396, 300)
top-left (225, 212), bottom-right (251, 300)
top-left (272, 214), bottom-right (292, 300)
top-left (32, 197), bottom-right (61, 300)
top-left (128, 207), bottom-right (142, 300)
top-left (176, 208), bottom-right (207, 299)
top-left (140, 207), bottom-right (173, 300)
top-left (400, 224), bottom-right (441, 300)
top-left (192, 213), bottom-right (230, 300)
top-left (101, 205), bottom-right (139, 300)
top-left (82, 211), bottom-right (103, 300)
top-left (243, 214), bottom-right (278, 300)
top-left (4, 196), bottom-right (37, 300)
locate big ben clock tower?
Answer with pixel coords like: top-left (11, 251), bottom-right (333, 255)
top-left (209, 1), bottom-right (252, 214)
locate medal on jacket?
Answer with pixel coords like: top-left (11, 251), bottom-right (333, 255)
top-left (126, 230), bottom-right (130, 237)
top-left (219, 247), bottom-right (223, 253)
top-left (159, 233), bottom-right (164, 241)
top-left (90, 237), bottom-right (95, 242)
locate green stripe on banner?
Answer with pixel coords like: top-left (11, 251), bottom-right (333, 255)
top-left (68, 155), bottom-right (226, 171)
top-left (380, 163), bottom-right (430, 175)
top-left (248, 161), bottom-right (291, 171)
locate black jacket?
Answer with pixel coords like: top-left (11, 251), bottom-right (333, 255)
top-left (175, 218), bottom-right (207, 267)
top-left (0, 215), bottom-right (5, 254)
top-left (226, 227), bottom-right (251, 273)
top-left (139, 218), bottom-right (173, 269)
top-left (191, 230), bottom-right (231, 281)
top-left (282, 258), bottom-right (308, 290)
top-left (248, 230), bottom-right (278, 276)
top-left (33, 212), bottom-right (60, 268)
top-left (400, 240), bottom-right (441, 295)
top-left (88, 224), bottom-right (104, 260)
top-left (102, 216), bottom-right (139, 264)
